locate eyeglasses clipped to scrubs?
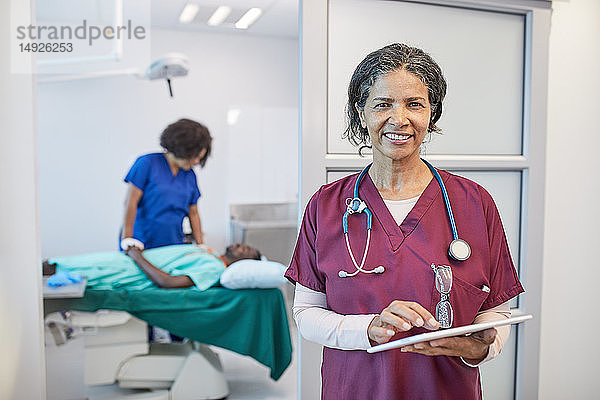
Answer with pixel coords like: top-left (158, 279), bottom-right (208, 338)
top-left (431, 264), bottom-right (453, 329)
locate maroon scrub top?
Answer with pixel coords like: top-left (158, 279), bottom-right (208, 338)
top-left (285, 169), bottom-right (524, 400)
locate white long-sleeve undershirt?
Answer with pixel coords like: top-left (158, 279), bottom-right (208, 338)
top-left (293, 283), bottom-right (511, 366)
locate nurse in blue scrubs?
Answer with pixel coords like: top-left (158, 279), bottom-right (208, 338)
top-left (120, 118), bottom-right (212, 251)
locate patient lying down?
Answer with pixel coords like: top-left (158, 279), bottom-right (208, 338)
top-left (43, 244), bottom-right (261, 290)
top-left (124, 244), bottom-right (261, 288)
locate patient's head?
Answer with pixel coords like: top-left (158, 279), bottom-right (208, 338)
top-left (222, 243), bottom-right (261, 266)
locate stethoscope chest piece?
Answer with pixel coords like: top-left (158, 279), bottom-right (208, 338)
top-left (448, 238), bottom-right (471, 261)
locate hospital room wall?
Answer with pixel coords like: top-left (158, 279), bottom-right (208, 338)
top-left (0, 0), bottom-right (45, 398)
top-left (37, 29), bottom-right (299, 258)
top-left (538, 0), bottom-right (599, 398)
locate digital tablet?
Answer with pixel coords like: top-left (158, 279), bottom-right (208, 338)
top-left (367, 314), bottom-right (533, 353)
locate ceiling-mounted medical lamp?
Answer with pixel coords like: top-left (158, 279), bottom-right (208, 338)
top-left (146, 54), bottom-right (190, 98)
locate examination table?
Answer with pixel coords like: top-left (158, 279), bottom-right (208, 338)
top-left (44, 286), bottom-right (293, 400)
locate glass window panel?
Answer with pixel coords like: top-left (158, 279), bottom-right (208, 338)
top-left (328, 169), bottom-right (520, 398)
top-left (480, 325), bottom-right (517, 400)
top-left (327, 170), bottom-right (356, 184)
top-left (328, 170), bottom-right (521, 266)
top-left (449, 170), bottom-right (521, 309)
top-left (327, 168), bottom-right (522, 309)
top-left (450, 171), bottom-right (521, 275)
top-left (328, 0), bottom-right (524, 155)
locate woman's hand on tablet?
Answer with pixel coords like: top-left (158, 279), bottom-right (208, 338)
top-left (368, 301), bottom-right (441, 345)
top-left (400, 327), bottom-right (497, 363)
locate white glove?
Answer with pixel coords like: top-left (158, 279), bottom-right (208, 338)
top-left (121, 237), bottom-right (145, 251)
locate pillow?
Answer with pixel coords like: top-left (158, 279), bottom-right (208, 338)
top-left (220, 259), bottom-right (287, 289)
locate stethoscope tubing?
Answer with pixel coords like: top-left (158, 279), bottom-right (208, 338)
top-left (421, 159), bottom-right (459, 241)
top-left (339, 159), bottom-right (470, 278)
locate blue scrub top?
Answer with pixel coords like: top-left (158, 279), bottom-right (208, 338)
top-left (124, 153), bottom-right (201, 249)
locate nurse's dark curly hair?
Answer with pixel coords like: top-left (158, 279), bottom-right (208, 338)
top-left (160, 118), bottom-right (212, 167)
top-left (344, 43), bottom-right (447, 151)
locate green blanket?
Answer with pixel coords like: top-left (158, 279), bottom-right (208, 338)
top-left (63, 287), bottom-right (292, 380)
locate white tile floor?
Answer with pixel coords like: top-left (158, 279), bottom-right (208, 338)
top-left (218, 286), bottom-right (298, 399)
top-left (86, 349), bottom-right (297, 400)
top-left (216, 338), bottom-right (297, 400)
top-left (86, 329), bottom-right (298, 400)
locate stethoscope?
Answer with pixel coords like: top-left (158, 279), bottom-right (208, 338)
top-left (338, 159), bottom-right (471, 278)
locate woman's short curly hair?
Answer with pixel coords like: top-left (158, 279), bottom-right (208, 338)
top-left (344, 43), bottom-right (447, 148)
top-left (160, 118), bottom-right (212, 167)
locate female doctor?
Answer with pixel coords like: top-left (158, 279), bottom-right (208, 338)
top-left (120, 118), bottom-right (212, 251)
top-left (285, 43), bottom-right (524, 399)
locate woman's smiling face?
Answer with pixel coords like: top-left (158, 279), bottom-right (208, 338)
top-left (357, 68), bottom-right (431, 163)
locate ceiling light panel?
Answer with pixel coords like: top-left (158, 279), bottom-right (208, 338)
top-left (179, 3), bottom-right (200, 24)
top-left (235, 8), bottom-right (263, 30)
top-left (207, 5), bottom-right (232, 26)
